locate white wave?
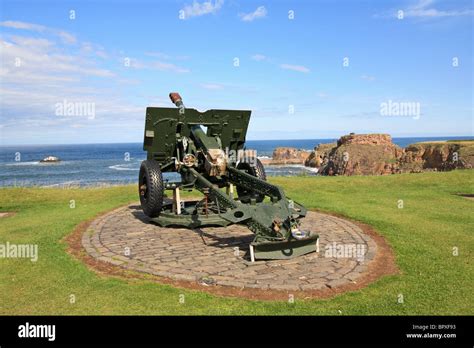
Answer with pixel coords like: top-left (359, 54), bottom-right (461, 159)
top-left (301, 166), bottom-right (319, 173)
top-left (4, 161), bottom-right (40, 166)
top-left (269, 164), bottom-right (319, 173)
top-left (108, 164), bottom-right (139, 171)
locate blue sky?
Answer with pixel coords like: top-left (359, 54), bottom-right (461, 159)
top-left (0, 0), bottom-right (472, 145)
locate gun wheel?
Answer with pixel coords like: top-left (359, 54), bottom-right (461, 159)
top-left (236, 158), bottom-right (267, 203)
top-left (139, 160), bottom-right (164, 217)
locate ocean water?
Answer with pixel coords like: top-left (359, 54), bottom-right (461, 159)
top-left (0, 137), bottom-right (472, 187)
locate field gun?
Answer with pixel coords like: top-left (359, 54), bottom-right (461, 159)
top-left (139, 93), bottom-right (318, 260)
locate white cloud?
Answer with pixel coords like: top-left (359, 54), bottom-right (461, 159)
top-left (145, 51), bottom-right (171, 59)
top-left (279, 63), bottom-right (310, 73)
top-left (81, 42), bottom-right (108, 59)
top-left (240, 6), bottom-right (267, 21)
top-left (181, 0), bottom-right (224, 19)
top-left (145, 51), bottom-right (190, 60)
top-left (57, 31), bottom-right (77, 44)
top-left (0, 20), bottom-right (46, 31)
top-left (251, 54), bottom-right (266, 61)
top-left (0, 38), bottom-right (114, 80)
top-left (404, 0), bottom-right (473, 18)
top-left (126, 58), bottom-right (190, 73)
top-left (0, 22), bottom-right (144, 142)
top-left (200, 83), bottom-right (224, 90)
top-left (8, 35), bottom-right (53, 50)
top-left (0, 20), bottom-right (77, 44)
top-left (361, 75), bottom-right (376, 81)
top-left (251, 55), bottom-right (310, 73)
top-left (150, 61), bottom-right (190, 73)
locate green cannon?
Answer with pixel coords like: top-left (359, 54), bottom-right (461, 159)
top-left (139, 93), bottom-right (318, 260)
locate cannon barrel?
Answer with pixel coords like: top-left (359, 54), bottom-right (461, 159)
top-left (169, 92), bottom-right (220, 152)
top-left (169, 92), bottom-right (184, 109)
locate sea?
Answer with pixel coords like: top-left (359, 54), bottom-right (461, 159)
top-left (1, 137), bottom-right (472, 187)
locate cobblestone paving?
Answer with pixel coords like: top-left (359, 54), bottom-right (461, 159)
top-left (82, 204), bottom-right (378, 291)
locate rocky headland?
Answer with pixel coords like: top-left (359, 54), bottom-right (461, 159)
top-left (260, 133), bottom-right (474, 176)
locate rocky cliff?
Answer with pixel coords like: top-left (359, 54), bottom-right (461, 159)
top-left (311, 134), bottom-right (473, 176)
top-left (269, 147), bottom-right (311, 165)
top-left (399, 141), bottom-right (474, 172)
top-left (258, 134), bottom-right (473, 176)
top-left (304, 142), bottom-right (336, 168)
top-left (316, 134), bottom-right (403, 175)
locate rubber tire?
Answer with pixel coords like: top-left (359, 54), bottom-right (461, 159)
top-left (236, 158), bottom-right (267, 203)
top-left (139, 160), bottom-right (164, 218)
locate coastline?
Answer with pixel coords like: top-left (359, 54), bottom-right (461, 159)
top-left (0, 135), bottom-right (473, 187)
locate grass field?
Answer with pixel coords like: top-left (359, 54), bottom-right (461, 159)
top-left (0, 170), bottom-right (473, 315)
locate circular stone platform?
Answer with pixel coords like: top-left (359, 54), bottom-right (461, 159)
top-left (81, 204), bottom-right (379, 292)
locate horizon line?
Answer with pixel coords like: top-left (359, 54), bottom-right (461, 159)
top-left (1, 135), bottom-right (473, 147)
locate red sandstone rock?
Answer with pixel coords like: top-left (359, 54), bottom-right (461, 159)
top-left (270, 147), bottom-right (311, 165)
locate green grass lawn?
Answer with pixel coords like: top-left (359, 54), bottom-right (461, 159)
top-left (0, 170), bottom-right (473, 315)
